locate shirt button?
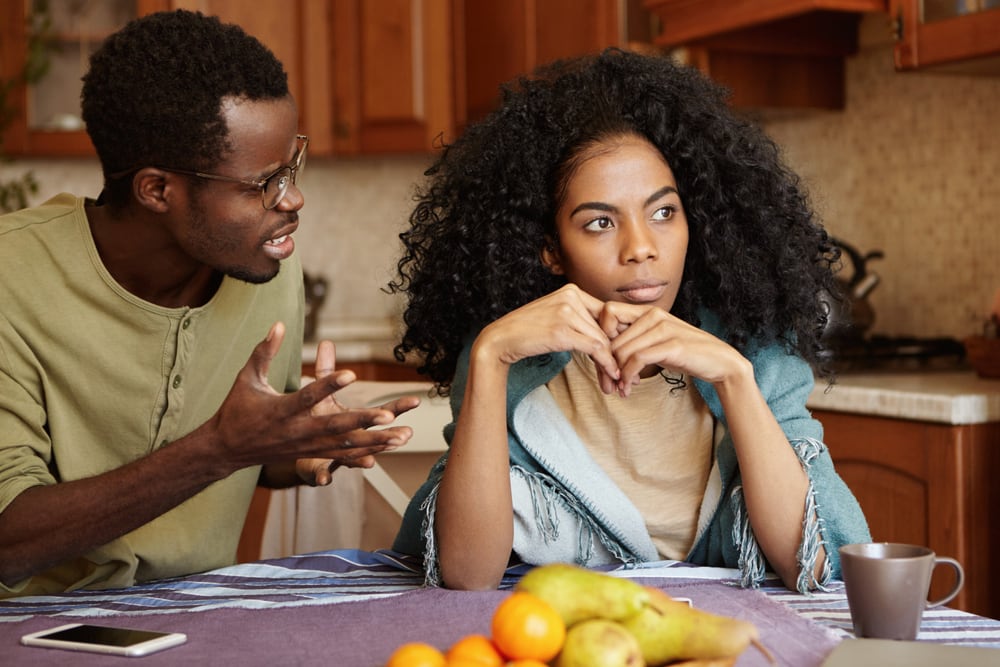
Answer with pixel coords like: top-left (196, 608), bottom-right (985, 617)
top-left (182, 319), bottom-right (191, 329)
top-left (172, 375), bottom-right (182, 388)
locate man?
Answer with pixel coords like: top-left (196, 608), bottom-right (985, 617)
top-left (0, 10), bottom-right (416, 597)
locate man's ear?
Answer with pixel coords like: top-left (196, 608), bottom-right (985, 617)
top-left (131, 168), bottom-right (173, 214)
top-left (540, 236), bottom-right (564, 275)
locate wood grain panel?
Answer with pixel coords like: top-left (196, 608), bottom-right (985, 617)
top-left (816, 409), bottom-right (1000, 619)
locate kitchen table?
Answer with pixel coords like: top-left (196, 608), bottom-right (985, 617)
top-left (3, 550), bottom-right (999, 666)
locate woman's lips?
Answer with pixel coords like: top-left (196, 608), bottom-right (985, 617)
top-left (617, 281), bottom-right (667, 303)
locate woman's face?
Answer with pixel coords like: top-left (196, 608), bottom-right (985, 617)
top-left (543, 134), bottom-right (688, 312)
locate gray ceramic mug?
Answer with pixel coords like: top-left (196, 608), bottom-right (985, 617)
top-left (838, 542), bottom-right (964, 641)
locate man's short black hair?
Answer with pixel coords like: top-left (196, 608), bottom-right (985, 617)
top-left (81, 10), bottom-right (289, 206)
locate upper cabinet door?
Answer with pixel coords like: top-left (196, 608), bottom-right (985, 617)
top-left (890, 0), bottom-right (1000, 71)
top-left (458, 0), bottom-right (622, 127)
top-left (642, 0), bottom-right (885, 110)
top-left (642, 0), bottom-right (886, 45)
top-left (331, 0), bottom-right (455, 154)
top-left (331, 0), bottom-right (621, 154)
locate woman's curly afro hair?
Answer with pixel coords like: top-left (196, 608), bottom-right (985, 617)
top-left (389, 49), bottom-right (838, 392)
top-left (81, 10), bottom-right (289, 207)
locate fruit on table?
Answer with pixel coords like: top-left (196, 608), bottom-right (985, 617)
top-left (515, 563), bottom-right (652, 626)
top-left (555, 618), bottom-right (644, 667)
top-left (491, 591), bottom-right (566, 662)
top-left (384, 641), bottom-right (447, 667)
top-left (621, 587), bottom-right (771, 666)
top-left (384, 565), bottom-right (771, 667)
top-left (444, 633), bottom-right (504, 666)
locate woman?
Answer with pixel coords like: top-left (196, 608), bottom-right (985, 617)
top-left (389, 49), bottom-right (869, 593)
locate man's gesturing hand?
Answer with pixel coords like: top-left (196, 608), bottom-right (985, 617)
top-left (209, 322), bottom-right (419, 482)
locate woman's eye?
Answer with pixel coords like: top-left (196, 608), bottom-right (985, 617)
top-left (583, 216), bottom-right (615, 232)
top-left (652, 205), bottom-right (675, 221)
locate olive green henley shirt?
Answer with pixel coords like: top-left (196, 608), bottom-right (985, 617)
top-left (0, 194), bottom-right (303, 596)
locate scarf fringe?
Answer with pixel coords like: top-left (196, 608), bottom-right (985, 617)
top-left (792, 438), bottom-right (833, 594)
top-left (417, 484), bottom-right (442, 587)
top-left (415, 467), bottom-right (639, 587)
top-left (512, 465), bottom-right (639, 567)
top-left (730, 437), bottom-right (833, 593)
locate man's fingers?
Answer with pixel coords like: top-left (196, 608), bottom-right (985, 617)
top-left (314, 340), bottom-right (337, 379)
top-left (336, 425), bottom-right (413, 449)
top-left (247, 321), bottom-right (285, 384)
top-left (375, 395), bottom-right (421, 416)
top-left (293, 370), bottom-right (356, 414)
top-left (347, 455), bottom-right (376, 469)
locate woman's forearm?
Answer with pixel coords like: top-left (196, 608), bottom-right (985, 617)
top-left (714, 361), bottom-right (824, 589)
top-left (435, 340), bottom-right (516, 590)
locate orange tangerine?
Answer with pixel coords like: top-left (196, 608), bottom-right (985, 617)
top-left (490, 591), bottom-right (566, 662)
top-left (385, 641), bottom-right (447, 667)
top-left (445, 634), bottom-right (504, 666)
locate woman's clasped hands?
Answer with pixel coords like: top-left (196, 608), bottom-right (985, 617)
top-left (480, 284), bottom-right (743, 398)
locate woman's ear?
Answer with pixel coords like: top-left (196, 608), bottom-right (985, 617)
top-left (540, 236), bottom-right (564, 275)
top-left (131, 168), bottom-right (173, 214)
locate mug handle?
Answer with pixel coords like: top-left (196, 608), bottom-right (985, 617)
top-left (927, 557), bottom-right (965, 608)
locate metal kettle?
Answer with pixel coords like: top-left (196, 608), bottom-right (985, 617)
top-left (821, 238), bottom-right (884, 344)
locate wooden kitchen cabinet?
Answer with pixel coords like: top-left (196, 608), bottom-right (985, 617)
top-left (815, 409), bottom-right (1000, 619)
top-left (331, 0), bottom-right (455, 154)
top-left (3, 0), bottom-right (623, 157)
top-left (1, 0), bottom-right (149, 156)
top-left (333, 0), bottom-right (624, 152)
top-left (889, 0), bottom-right (1000, 71)
top-left (0, 0), bottom-right (335, 157)
top-left (457, 0), bottom-right (622, 126)
top-left (643, 0), bottom-right (886, 109)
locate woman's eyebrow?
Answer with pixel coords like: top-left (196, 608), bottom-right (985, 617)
top-left (569, 185), bottom-right (679, 217)
top-left (569, 200), bottom-right (616, 217)
top-left (645, 185), bottom-right (678, 207)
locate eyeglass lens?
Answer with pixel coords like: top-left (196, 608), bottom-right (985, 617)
top-left (262, 139), bottom-right (307, 209)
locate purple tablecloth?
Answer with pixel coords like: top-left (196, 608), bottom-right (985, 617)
top-left (2, 551), bottom-right (998, 666)
top-left (4, 580), bottom-right (833, 666)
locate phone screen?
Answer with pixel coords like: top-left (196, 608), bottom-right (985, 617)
top-left (38, 625), bottom-right (170, 646)
top-left (22, 623), bottom-right (187, 656)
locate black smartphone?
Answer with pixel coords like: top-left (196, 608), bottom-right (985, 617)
top-left (21, 623), bottom-right (187, 657)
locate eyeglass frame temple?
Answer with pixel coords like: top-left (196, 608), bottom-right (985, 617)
top-left (106, 134), bottom-right (308, 207)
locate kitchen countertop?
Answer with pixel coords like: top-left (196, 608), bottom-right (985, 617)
top-left (807, 371), bottom-right (1000, 425)
top-left (301, 338), bottom-right (398, 364)
top-left (301, 319), bottom-right (399, 364)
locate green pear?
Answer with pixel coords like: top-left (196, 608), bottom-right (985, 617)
top-left (515, 563), bottom-right (652, 626)
top-left (555, 619), bottom-right (645, 667)
top-left (620, 587), bottom-right (771, 665)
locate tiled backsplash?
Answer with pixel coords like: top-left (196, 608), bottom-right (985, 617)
top-left (3, 15), bottom-right (997, 341)
top-left (760, 16), bottom-right (1000, 340)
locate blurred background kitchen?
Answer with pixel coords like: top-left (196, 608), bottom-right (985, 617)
top-left (3, 0), bottom-right (999, 617)
top-left (2, 1), bottom-right (998, 351)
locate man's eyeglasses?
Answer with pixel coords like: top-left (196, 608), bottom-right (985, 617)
top-left (110, 135), bottom-right (308, 210)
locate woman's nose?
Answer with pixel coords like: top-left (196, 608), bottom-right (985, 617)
top-left (620, 221), bottom-right (657, 263)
